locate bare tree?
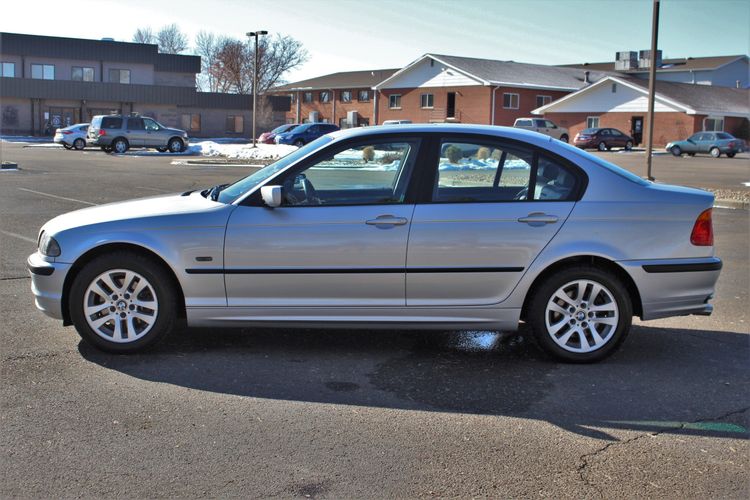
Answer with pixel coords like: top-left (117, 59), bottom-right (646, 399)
top-left (254, 34), bottom-right (308, 93)
top-left (194, 31), bottom-right (231, 92)
top-left (132, 27), bottom-right (155, 44)
top-left (156, 24), bottom-right (189, 54)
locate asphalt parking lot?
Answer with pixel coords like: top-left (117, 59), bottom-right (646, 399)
top-left (1, 142), bottom-right (748, 498)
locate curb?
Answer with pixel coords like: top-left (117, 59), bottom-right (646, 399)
top-left (714, 199), bottom-right (749, 210)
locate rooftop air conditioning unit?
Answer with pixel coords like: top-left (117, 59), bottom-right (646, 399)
top-left (638, 49), bottom-right (663, 69)
top-left (614, 51), bottom-right (638, 71)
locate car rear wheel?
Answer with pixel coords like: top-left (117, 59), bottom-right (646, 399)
top-left (710, 147), bottom-right (721, 158)
top-left (726, 152), bottom-right (736, 158)
top-left (670, 145), bottom-right (682, 156)
top-left (597, 141), bottom-right (607, 151)
top-left (156, 147), bottom-right (168, 153)
top-left (294, 139), bottom-right (305, 147)
top-left (112, 138), bottom-right (129, 154)
top-left (625, 140), bottom-right (633, 151)
top-left (69, 252), bottom-right (178, 353)
top-left (73, 138), bottom-right (85, 150)
top-left (528, 265), bottom-right (632, 363)
top-left (559, 134), bottom-right (569, 143)
top-left (168, 138), bottom-right (184, 153)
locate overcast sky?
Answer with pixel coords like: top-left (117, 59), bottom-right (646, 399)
top-left (2, 0), bottom-right (748, 84)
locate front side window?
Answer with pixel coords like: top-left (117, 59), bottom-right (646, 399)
top-left (432, 140), bottom-right (578, 203)
top-left (586, 116), bottom-right (600, 129)
top-left (503, 93), bottom-right (519, 109)
top-left (1, 62), bottom-right (16, 77)
top-left (181, 113), bottom-right (200, 132)
top-left (420, 93), bottom-right (434, 108)
top-left (358, 90), bottom-right (370, 102)
top-left (144, 118), bottom-right (161, 131)
top-left (280, 139), bottom-right (420, 207)
top-left (72, 66), bottom-right (94, 81)
top-left (536, 95), bottom-right (552, 108)
top-left (109, 69), bottom-right (131, 84)
top-left (389, 94), bottom-right (401, 109)
top-left (31, 64), bottom-right (55, 80)
top-left (319, 91), bottom-right (331, 103)
top-left (544, 120), bottom-right (557, 129)
top-left (340, 90), bottom-right (352, 102)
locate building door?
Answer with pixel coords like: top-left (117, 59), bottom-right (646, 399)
top-left (446, 92), bottom-right (456, 119)
top-left (631, 116), bottom-right (643, 145)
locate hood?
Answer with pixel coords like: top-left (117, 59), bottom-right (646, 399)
top-left (42, 192), bottom-right (225, 236)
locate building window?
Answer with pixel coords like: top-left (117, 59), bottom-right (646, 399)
top-left (358, 90), bottom-right (370, 102)
top-left (226, 115), bottom-right (244, 133)
top-left (72, 66), bottom-right (95, 82)
top-left (420, 93), bottom-right (434, 108)
top-left (181, 113), bottom-right (201, 132)
top-left (340, 90), bottom-right (352, 103)
top-left (389, 94), bottom-right (401, 109)
top-left (109, 69), bottom-right (131, 84)
top-left (289, 93), bottom-right (296, 103)
top-left (0, 62), bottom-right (15, 77)
top-left (704, 116), bottom-right (724, 131)
top-left (502, 93), bottom-right (519, 109)
top-left (611, 83), bottom-right (617, 93)
top-left (586, 116), bottom-right (600, 129)
top-left (303, 92), bottom-right (313, 103)
top-left (358, 117), bottom-right (370, 127)
top-left (31, 64), bottom-right (54, 80)
top-left (536, 95), bottom-right (551, 108)
top-left (319, 91), bottom-right (331, 103)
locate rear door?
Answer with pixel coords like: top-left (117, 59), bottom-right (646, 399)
top-left (406, 136), bottom-right (581, 306)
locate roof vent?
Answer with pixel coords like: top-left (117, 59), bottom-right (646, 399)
top-left (584, 71), bottom-right (590, 84)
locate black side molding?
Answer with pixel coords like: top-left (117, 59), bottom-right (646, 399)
top-left (27, 263), bottom-right (54, 276)
top-left (642, 260), bottom-right (722, 273)
top-left (185, 267), bottom-right (524, 275)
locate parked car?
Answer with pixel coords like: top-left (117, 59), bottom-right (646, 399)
top-left (382, 120), bottom-right (413, 125)
top-left (513, 118), bottom-right (569, 142)
top-left (88, 115), bottom-right (189, 154)
top-left (574, 128), bottom-right (634, 151)
top-left (259, 124), bottom-right (299, 144)
top-left (666, 132), bottom-right (744, 158)
top-left (275, 122), bottom-right (339, 146)
top-left (53, 124), bottom-right (89, 150)
top-left (28, 124), bottom-right (721, 363)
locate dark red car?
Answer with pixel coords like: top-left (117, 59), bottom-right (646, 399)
top-left (574, 128), bottom-right (634, 151)
top-left (259, 123), bottom-right (299, 144)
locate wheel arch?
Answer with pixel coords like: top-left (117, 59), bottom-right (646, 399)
top-left (61, 242), bottom-right (186, 326)
top-left (520, 255), bottom-right (643, 321)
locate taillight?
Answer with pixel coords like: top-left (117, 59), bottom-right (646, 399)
top-left (98, 130), bottom-right (106, 136)
top-left (728, 141), bottom-right (735, 148)
top-left (690, 208), bottom-right (713, 246)
top-left (62, 130), bottom-right (73, 135)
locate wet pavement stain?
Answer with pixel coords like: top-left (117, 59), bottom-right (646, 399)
top-left (325, 381), bottom-right (360, 392)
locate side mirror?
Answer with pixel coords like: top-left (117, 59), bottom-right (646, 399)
top-left (261, 185), bottom-right (282, 208)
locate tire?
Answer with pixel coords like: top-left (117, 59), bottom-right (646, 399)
top-left (624, 140), bottom-right (633, 151)
top-left (100, 146), bottom-right (112, 152)
top-left (559, 135), bottom-right (569, 143)
top-left (687, 153), bottom-right (695, 157)
top-left (63, 143), bottom-right (72, 150)
top-left (294, 139), bottom-right (305, 147)
top-left (597, 141), bottom-right (607, 151)
top-left (112, 138), bottom-right (129, 154)
top-left (670, 145), bottom-right (682, 157)
top-left (156, 147), bottom-right (168, 153)
top-left (527, 265), bottom-right (632, 363)
top-left (710, 147), bottom-right (721, 158)
top-left (69, 251), bottom-right (178, 353)
top-left (73, 138), bottom-right (85, 150)
top-left (726, 152), bottom-right (736, 158)
top-left (168, 137), bottom-right (184, 153)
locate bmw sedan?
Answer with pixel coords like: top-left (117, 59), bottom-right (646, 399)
top-left (666, 132), bottom-right (745, 158)
top-left (28, 125), bottom-right (721, 362)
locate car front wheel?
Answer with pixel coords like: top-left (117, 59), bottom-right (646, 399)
top-left (69, 252), bottom-right (178, 353)
top-left (168, 138), bottom-right (184, 153)
top-left (670, 145), bottom-right (682, 156)
top-left (710, 147), bottom-right (721, 158)
top-left (294, 139), bottom-right (305, 147)
top-left (559, 135), bottom-right (569, 143)
top-left (598, 141), bottom-right (607, 151)
top-left (625, 140), bottom-right (633, 151)
top-left (528, 265), bottom-right (632, 363)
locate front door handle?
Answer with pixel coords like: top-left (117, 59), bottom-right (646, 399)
top-left (518, 212), bottom-right (558, 225)
top-left (366, 215), bottom-right (408, 226)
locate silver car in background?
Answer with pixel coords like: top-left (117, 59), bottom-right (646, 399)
top-left (514, 118), bottom-right (569, 143)
top-left (53, 123), bottom-right (89, 150)
top-left (28, 124), bottom-right (721, 362)
top-left (88, 114), bottom-right (189, 154)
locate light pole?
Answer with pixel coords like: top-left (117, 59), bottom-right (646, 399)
top-left (246, 30), bottom-right (268, 147)
top-left (645, 0), bottom-right (660, 180)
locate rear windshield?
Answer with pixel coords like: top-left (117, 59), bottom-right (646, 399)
top-left (101, 117), bottom-right (123, 129)
top-left (556, 140), bottom-right (650, 186)
top-left (515, 120), bottom-right (533, 127)
top-left (580, 128), bottom-right (598, 134)
top-left (716, 132), bottom-right (733, 140)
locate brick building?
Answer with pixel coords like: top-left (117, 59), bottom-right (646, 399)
top-left (0, 32), bottom-right (289, 137)
top-left (270, 69), bottom-right (398, 128)
top-left (532, 76), bottom-right (750, 147)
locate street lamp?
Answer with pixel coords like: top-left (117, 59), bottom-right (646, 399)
top-left (246, 30), bottom-right (268, 147)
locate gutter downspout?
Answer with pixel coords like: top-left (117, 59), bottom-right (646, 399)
top-left (373, 89), bottom-right (379, 125)
top-left (295, 90), bottom-right (301, 123)
top-left (491, 85), bottom-right (501, 125)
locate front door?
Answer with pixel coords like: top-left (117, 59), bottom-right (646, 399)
top-left (447, 92), bottom-right (456, 119)
top-left (224, 137), bottom-right (423, 307)
top-left (125, 117), bottom-right (146, 147)
top-left (406, 138), bottom-right (579, 306)
top-left (631, 116), bottom-right (643, 145)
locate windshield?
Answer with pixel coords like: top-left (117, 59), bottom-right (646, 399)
top-left (216, 135), bottom-right (334, 204)
top-left (272, 124), bottom-right (294, 134)
top-left (555, 140), bottom-right (650, 186)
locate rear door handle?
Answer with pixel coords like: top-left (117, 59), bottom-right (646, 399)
top-left (366, 215), bottom-right (408, 226)
top-left (518, 212), bottom-right (558, 225)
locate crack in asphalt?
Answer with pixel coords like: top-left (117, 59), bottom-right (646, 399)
top-left (4, 350), bottom-right (75, 362)
top-left (576, 406), bottom-right (750, 497)
top-left (0, 276), bottom-right (30, 281)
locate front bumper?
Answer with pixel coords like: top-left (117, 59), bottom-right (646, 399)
top-left (617, 257), bottom-right (722, 320)
top-left (27, 252), bottom-right (71, 321)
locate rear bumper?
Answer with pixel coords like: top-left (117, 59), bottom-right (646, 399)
top-left (617, 257), bottom-right (722, 320)
top-left (27, 252), bottom-right (71, 321)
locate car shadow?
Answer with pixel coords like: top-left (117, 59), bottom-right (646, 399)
top-left (78, 324), bottom-right (749, 441)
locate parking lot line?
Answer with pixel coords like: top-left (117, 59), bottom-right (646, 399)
top-left (18, 188), bottom-right (96, 206)
top-left (0, 230), bottom-right (36, 244)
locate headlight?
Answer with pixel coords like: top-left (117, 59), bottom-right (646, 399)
top-left (39, 232), bottom-right (61, 257)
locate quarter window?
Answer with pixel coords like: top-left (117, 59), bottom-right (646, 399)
top-left (31, 64), bottom-right (55, 80)
top-left (0, 62), bottom-right (15, 77)
top-left (72, 66), bottom-right (94, 82)
top-left (109, 69), bottom-right (131, 84)
top-left (586, 116), bottom-right (600, 128)
top-left (420, 93), bottom-right (434, 108)
top-left (503, 93), bottom-right (519, 109)
top-left (389, 94), bottom-right (401, 109)
top-left (181, 113), bottom-right (200, 132)
top-left (280, 140), bottom-right (420, 206)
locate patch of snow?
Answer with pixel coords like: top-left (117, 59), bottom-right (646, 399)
top-left (1, 136), bottom-right (53, 143)
top-left (188, 141), bottom-right (298, 160)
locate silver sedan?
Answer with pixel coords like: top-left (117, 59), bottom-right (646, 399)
top-left (53, 123), bottom-right (89, 150)
top-left (28, 125), bottom-right (722, 362)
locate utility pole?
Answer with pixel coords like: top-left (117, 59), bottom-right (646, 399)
top-left (645, 0), bottom-right (660, 181)
top-left (246, 30), bottom-right (268, 147)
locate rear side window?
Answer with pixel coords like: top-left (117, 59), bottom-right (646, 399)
top-left (101, 117), bottom-right (122, 129)
top-left (431, 139), bottom-right (579, 203)
top-left (128, 118), bottom-right (144, 130)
